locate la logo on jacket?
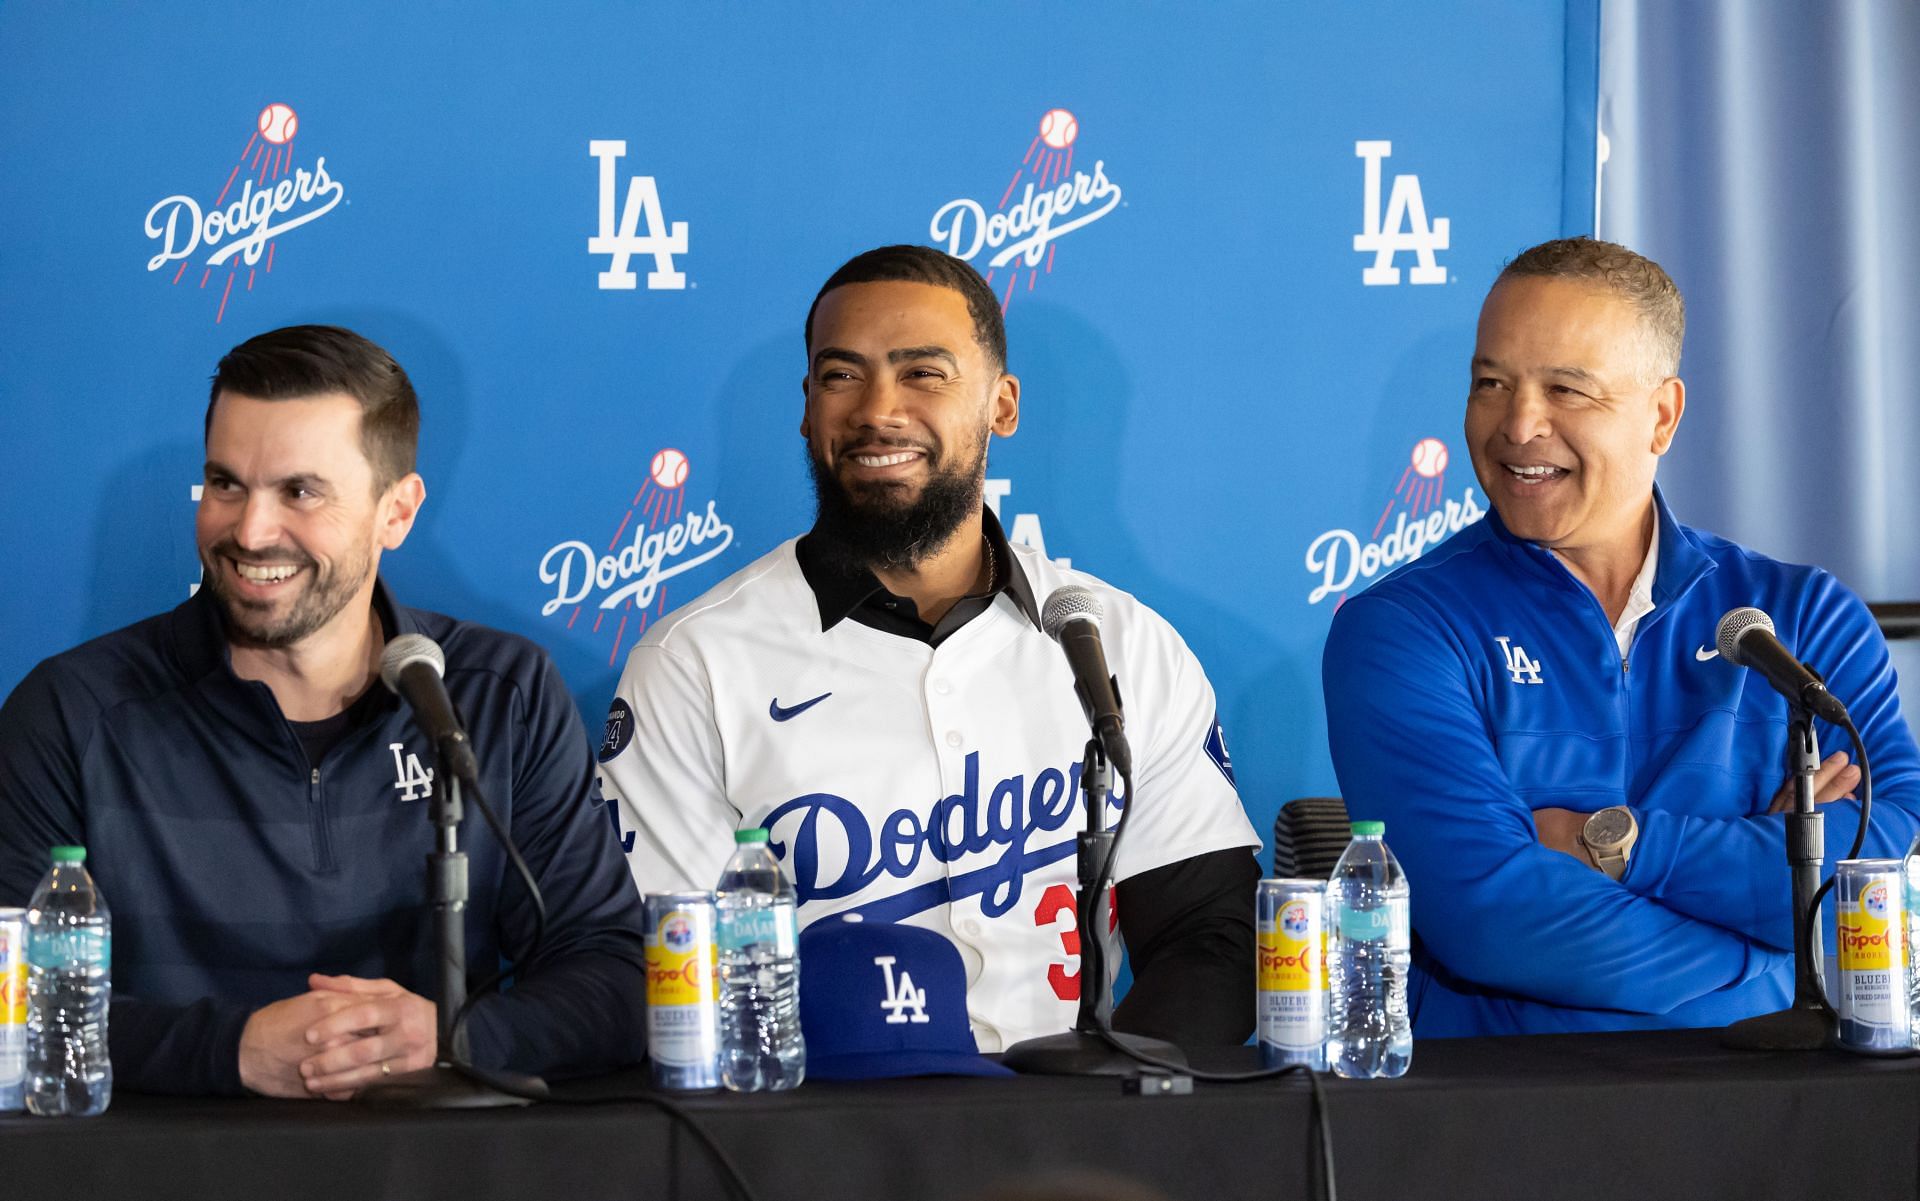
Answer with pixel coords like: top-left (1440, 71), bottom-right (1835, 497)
top-left (1494, 637), bottom-right (1544, 685)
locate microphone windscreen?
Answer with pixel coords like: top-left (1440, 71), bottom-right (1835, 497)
top-left (379, 633), bottom-right (446, 693)
top-left (1716, 607), bottom-right (1775, 665)
top-left (1041, 586), bottom-right (1105, 641)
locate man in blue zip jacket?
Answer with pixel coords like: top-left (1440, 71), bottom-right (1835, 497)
top-left (1323, 238), bottom-right (1920, 1036)
top-left (0, 326), bottom-right (647, 1096)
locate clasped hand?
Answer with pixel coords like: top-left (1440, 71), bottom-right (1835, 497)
top-left (1532, 751), bottom-right (1860, 869)
top-left (238, 973), bottom-right (439, 1100)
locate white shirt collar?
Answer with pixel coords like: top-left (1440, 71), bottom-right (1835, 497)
top-left (1612, 519), bottom-right (1660, 658)
top-left (1550, 519), bottom-right (1659, 659)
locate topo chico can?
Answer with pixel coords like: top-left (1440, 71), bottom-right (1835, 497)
top-left (1257, 879), bottom-right (1328, 1070)
top-left (0, 908), bottom-right (23, 1111)
top-left (1836, 859), bottom-right (1912, 1053)
top-left (644, 892), bottom-right (722, 1090)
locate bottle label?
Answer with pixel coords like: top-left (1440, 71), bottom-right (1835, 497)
top-left (1337, 904), bottom-right (1409, 947)
top-left (718, 905), bottom-right (798, 955)
top-left (26, 927), bottom-right (109, 970)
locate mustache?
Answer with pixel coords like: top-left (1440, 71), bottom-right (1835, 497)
top-left (208, 540), bottom-right (313, 568)
top-left (837, 434), bottom-right (936, 456)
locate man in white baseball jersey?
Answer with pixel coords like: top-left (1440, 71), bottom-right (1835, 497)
top-left (598, 245), bottom-right (1261, 1051)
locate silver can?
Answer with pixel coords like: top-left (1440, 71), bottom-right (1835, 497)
top-left (1257, 879), bottom-right (1328, 1070)
top-left (644, 892), bottom-right (721, 1090)
top-left (0, 908), bottom-right (23, 1111)
top-left (1836, 859), bottom-right (1911, 1053)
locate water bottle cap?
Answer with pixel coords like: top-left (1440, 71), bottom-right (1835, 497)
top-left (1350, 821), bottom-right (1385, 838)
top-left (734, 828), bottom-right (770, 844)
top-left (50, 845), bottom-right (86, 863)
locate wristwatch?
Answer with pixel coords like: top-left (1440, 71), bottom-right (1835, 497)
top-left (1579, 807), bottom-right (1638, 881)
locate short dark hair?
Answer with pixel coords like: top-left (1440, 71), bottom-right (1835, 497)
top-left (804, 245), bottom-right (1007, 370)
top-left (1497, 237), bottom-right (1685, 381)
top-left (207, 325), bottom-right (420, 490)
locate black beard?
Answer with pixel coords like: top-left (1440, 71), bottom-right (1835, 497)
top-left (807, 434), bottom-right (986, 572)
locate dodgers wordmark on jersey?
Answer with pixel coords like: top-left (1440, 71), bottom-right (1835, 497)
top-left (599, 538), bottom-right (1258, 1051)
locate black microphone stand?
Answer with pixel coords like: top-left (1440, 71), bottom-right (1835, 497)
top-left (359, 756), bottom-right (549, 1107)
top-left (1001, 737), bottom-right (1187, 1076)
top-left (1723, 707), bottom-right (1837, 1051)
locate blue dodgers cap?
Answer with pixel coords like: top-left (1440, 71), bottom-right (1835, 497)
top-left (799, 915), bottom-right (1014, 1080)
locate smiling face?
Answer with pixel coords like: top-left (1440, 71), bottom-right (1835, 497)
top-left (800, 279), bottom-right (1018, 566)
top-left (197, 391), bottom-right (421, 649)
top-left (1466, 275), bottom-right (1685, 558)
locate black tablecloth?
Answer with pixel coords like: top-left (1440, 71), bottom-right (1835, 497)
top-left (7, 1029), bottom-right (1919, 1201)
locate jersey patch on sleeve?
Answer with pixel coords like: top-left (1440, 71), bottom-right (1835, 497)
top-left (598, 698), bottom-right (635, 763)
top-left (1204, 715), bottom-right (1236, 787)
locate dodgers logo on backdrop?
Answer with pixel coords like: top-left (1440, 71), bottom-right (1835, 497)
top-left (1303, 436), bottom-right (1485, 607)
top-left (144, 103), bottom-right (347, 324)
top-left (538, 447), bottom-right (736, 667)
top-left (1353, 141), bottom-right (1449, 286)
top-left (928, 108), bottom-right (1122, 313)
top-left (588, 140), bottom-right (688, 290)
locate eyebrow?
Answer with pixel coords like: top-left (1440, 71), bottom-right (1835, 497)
top-left (203, 461), bottom-right (332, 492)
top-left (1472, 357), bottom-right (1605, 388)
top-left (811, 345), bottom-right (959, 371)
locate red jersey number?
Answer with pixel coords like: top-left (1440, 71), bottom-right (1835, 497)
top-left (1034, 882), bottom-right (1119, 1001)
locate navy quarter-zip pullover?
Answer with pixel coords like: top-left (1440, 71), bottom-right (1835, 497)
top-left (0, 581), bottom-right (647, 1094)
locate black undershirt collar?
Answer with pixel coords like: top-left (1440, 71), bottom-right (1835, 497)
top-left (796, 507), bottom-right (1043, 647)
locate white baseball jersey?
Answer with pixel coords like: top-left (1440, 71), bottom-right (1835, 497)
top-left (597, 538), bottom-right (1259, 1051)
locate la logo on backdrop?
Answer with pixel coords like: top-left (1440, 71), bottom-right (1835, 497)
top-left (143, 104), bottom-right (347, 324)
top-left (537, 449), bottom-right (736, 667)
top-left (928, 108), bottom-right (1122, 313)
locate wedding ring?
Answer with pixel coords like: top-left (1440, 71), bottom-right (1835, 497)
top-left (380, 1060), bottom-right (392, 1077)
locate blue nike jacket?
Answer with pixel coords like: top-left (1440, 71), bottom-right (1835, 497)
top-left (1322, 489), bottom-right (1920, 1035)
top-left (0, 581), bottom-right (647, 1093)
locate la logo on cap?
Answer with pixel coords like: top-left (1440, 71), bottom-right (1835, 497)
top-left (799, 915), bottom-right (1013, 1080)
top-left (876, 956), bottom-right (930, 1025)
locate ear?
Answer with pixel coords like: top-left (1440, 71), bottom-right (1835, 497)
top-left (989, 372), bottom-right (1020, 438)
top-left (377, 474), bottom-right (426, 551)
top-left (1649, 376), bottom-right (1685, 456)
top-left (798, 374), bottom-right (813, 441)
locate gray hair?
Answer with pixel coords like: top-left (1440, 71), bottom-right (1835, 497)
top-left (1498, 237), bottom-right (1685, 383)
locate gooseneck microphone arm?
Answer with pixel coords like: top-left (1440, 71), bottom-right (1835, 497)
top-left (1720, 607), bottom-right (1876, 1054)
top-left (1717, 607), bottom-right (1851, 726)
top-left (1041, 587), bottom-right (1133, 777)
top-left (360, 634), bottom-right (549, 1107)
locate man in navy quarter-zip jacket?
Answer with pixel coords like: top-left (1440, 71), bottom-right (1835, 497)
top-left (1323, 239), bottom-right (1920, 1037)
top-left (0, 326), bottom-right (647, 1097)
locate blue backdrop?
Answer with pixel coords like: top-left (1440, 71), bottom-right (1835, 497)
top-left (0, 1), bottom-right (1599, 855)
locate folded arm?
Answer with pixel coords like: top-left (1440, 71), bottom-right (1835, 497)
top-left (1323, 594), bottom-right (1781, 1015)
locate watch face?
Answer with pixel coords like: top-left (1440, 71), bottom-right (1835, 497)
top-left (1586, 808), bottom-right (1632, 847)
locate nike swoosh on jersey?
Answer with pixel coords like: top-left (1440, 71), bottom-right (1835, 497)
top-left (769, 692), bottom-right (833, 721)
top-left (1695, 646), bottom-right (1720, 661)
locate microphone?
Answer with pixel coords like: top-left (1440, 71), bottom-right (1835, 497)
top-left (1716, 607), bottom-right (1851, 725)
top-left (1042, 586), bottom-right (1132, 776)
top-left (379, 634), bottom-right (480, 780)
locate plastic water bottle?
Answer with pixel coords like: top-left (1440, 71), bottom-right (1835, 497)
top-left (25, 846), bottom-right (112, 1116)
top-left (715, 829), bottom-right (805, 1091)
top-left (1326, 821), bottom-right (1411, 1079)
top-left (1903, 834), bottom-right (1920, 1040)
